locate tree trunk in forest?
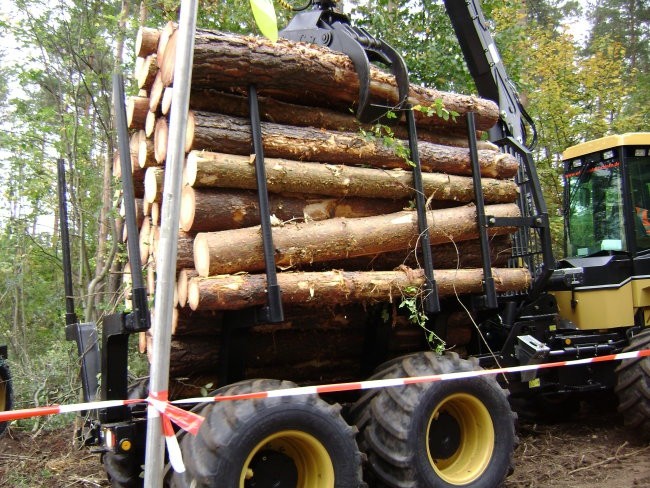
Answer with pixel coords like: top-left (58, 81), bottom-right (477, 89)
top-left (184, 151), bottom-right (518, 203)
top-left (193, 203), bottom-right (519, 276)
top-left (179, 112), bottom-right (518, 178)
top-left (188, 267), bottom-right (531, 311)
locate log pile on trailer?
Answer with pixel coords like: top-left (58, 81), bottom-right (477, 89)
top-left (117, 24), bottom-right (531, 387)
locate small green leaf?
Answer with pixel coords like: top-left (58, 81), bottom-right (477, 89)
top-left (250, 0), bottom-right (278, 42)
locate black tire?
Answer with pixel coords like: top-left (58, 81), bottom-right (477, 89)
top-left (354, 351), bottom-right (517, 488)
top-left (170, 378), bottom-right (363, 487)
top-left (0, 360), bottom-right (13, 436)
top-left (616, 328), bottom-right (650, 439)
top-left (102, 379), bottom-right (149, 488)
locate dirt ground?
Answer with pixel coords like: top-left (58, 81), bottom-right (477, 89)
top-left (1, 401), bottom-right (649, 487)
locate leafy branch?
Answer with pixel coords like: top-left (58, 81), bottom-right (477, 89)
top-left (399, 285), bottom-right (446, 355)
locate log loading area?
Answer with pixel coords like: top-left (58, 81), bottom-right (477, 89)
top-left (119, 23), bottom-right (531, 392)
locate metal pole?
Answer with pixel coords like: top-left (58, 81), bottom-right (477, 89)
top-left (56, 159), bottom-right (77, 326)
top-left (143, 1), bottom-right (198, 486)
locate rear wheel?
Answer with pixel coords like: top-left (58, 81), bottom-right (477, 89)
top-left (616, 328), bottom-right (650, 439)
top-left (353, 351), bottom-right (517, 488)
top-left (0, 360), bottom-right (13, 436)
top-left (171, 378), bottom-right (363, 487)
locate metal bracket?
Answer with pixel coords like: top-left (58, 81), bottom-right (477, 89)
top-left (280, 3), bottom-right (409, 123)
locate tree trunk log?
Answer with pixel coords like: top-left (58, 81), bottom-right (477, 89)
top-left (136, 54), bottom-right (158, 91)
top-left (152, 228), bottom-right (195, 271)
top-left (144, 166), bottom-right (164, 203)
top-left (177, 88), bottom-right (491, 149)
top-left (188, 267), bottom-right (531, 311)
top-left (306, 234), bottom-right (513, 271)
top-left (180, 186), bottom-right (408, 233)
top-left (135, 26), bottom-right (160, 58)
top-left (193, 203), bottom-right (519, 276)
top-left (138, 134), bottom-right (159, 169)
top-left (183, 112), bottom-right (517, 179)
top-left (185, 151), bottom-right (518, 203)
top-left (149, 72), bottom-right (164, 113)
top-left (127, 96), bottom-right (149, 130)
top-left (177, 268), bottom-right (199, 308)
top-left (172, 308), bottom-right (222, 336)
top-left (154, 117), bottom-right (168, 163)
top-left (160, 29), bottom-right (499, 132)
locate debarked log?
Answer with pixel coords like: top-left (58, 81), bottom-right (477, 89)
top-left (188, 267), bottom-right (531, 311)
top-left (193, 203), bottom-right (520, 276)
top-left (180, 186), bottom-right (407, 233)
top-left (184, 151), bottom-right (518, 203)
top-left (183, 112), bottom-right (518, 179)
top-left (160, 29), bottom-right (499, 132)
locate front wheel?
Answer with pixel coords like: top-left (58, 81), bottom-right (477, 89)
top-left (171, 378), bottom-right (363, 487)
top-left (354, 351), bottom-right (517, 487)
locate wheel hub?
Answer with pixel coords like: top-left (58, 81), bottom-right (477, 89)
top-left (246, 449), bottom-right (298, 487)
top-left (428, 411), bottom-right (461, 459)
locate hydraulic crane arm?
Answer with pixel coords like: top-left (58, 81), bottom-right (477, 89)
top-left (442, 0), bottom-right (537, 148)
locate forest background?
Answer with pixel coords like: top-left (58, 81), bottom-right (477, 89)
top-left (0, 0), bottom-right (647, 432)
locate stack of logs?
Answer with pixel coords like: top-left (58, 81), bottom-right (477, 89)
top-left (117, 23), bottom-right (531, 386)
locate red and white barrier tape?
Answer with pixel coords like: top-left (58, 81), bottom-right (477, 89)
top-left (1, 348), bottom-right (649, 473)
top-left (176, 349), bottom-right (650, 404)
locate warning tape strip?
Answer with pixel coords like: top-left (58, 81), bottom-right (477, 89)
top-left (176, 349), bottom-right (650, 404)
top-left (1, 348), bottom-right (649, 437)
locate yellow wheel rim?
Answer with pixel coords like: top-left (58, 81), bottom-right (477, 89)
top-left (426, 393), bottom-right (494, 485)
top-left (239, 430), bottom-right (335, 488)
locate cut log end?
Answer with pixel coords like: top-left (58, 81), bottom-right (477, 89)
top-left (135, 26), bottom-right (161, 58)
top-left (193, 234), bottom-right (211, 277)
top-left (180, 186), bottom-right (196, 232)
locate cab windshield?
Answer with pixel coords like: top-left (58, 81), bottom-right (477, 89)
top-left (566, 161), bottom-right (625, 257)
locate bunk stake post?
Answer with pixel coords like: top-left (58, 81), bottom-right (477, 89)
top-left (406, 105), bottom-right (439, 314)
top-left (467, 112), bottom-right (498, 309)
top-left (57, 158), bottom-right (77, 327)
top-left (249, 84), bottom-right (284, 323)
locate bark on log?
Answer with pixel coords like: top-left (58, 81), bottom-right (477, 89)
top-left (120, 198), bottom-right (145, 242)
top-left (160, 29), bottom-right (499, 132)
top-left (183, 112), bottom-right (517, 179)
top-left (307, 234), bottom-right (512, 271)
top-left (114, 153), bottom-right (145, 198)
top-left (188, 267), bottom-right (531, 311)
top-left (180, 186), bottom-right (408, 233)
top-left (127, 96), bottom-right (149, 130)
top-left (193, 203), bottom-right (520, 276)
top-left (135, 26), bottom-right (161, 58)
top-left (152, 228), bottom-right (195, 271)
top-left (172, 308), bottom-right (222, 336)
top-left (179, 88), bottom-right (491, 149)
top-left (185, 151), bottom-right (518, 203)
top-left (138, 133), bottom-right (159, 168)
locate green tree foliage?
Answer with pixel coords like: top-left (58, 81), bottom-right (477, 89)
top-left (0, 0), bottom-right (648, 430)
